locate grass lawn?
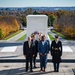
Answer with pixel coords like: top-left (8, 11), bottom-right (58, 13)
top-left (18, 34), bottom-right (26, 41)
top-left (51, 30), bottom-right (71, 40)
top-left (48, 33), bottom-right (55, 41)
top-left (4, 30), bottom-right (23, 40)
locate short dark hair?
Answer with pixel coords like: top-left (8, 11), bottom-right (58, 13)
top-left (55, 35), bottom-right (58, 38)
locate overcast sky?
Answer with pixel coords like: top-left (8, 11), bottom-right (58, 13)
top-left (0, 0), bottom-right (75, 7)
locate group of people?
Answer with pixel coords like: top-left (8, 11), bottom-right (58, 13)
top-left (23, 32), bottom-right (62, 72)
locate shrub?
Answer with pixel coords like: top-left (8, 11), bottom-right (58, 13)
top-left (64, 26), bottom-right (75, 38)
top-left (54, 24), bottom-right (62, 31)
top-left (0, 28), bottom-right (4, 39)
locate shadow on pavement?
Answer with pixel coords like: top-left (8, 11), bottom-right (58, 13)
top-left (0, 67), bottom-right (53, 75)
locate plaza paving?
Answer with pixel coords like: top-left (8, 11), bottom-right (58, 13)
top-left (0, 63), bottom-right (75, 75)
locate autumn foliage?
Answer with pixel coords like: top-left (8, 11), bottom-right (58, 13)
top-left (0, 16), bottom-right (20, 39)
top-left (54, 11), bottom-right (75, 38)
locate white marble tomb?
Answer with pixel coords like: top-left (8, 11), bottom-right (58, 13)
top-left (26, 15), bottom-right (48, 37)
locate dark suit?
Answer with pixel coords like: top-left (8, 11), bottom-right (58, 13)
top-left (32, 40), bottom-right (38, 67)
top-left (51, 40), bottom-right (62, 72)
top-left (23, 41), bottom-right (34, 71)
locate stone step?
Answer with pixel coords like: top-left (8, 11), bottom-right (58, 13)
top-left (0, 59), bottom-right (75, 63)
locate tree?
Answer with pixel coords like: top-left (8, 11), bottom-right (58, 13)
top-left (54, 10), bottom-right (75, 38)
top-left (0, 28), bottom-right (3, 39)
top-left (48, 14), bottom-right (56, 27)
top-left (33, 11), bottom-right (40, 15)
top-left (21, 17), bottom-right (26, 27)
top-left (25, 8), bottom-right (33, 15)
top-left (0, 28), bottom-right (2, 39)
top-left (0, 16), bottom-right (20, 39)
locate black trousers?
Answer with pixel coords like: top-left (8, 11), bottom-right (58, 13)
top-left (33, 56), bottom-right (36, 67)
top-left (53, 63), bottom-right (60, 71)
top-left (26, 57), bottom-right (32, 71)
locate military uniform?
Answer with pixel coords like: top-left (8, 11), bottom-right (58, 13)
top-left (51, 40), bottom-right (62, 72)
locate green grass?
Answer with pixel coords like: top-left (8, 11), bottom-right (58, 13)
top-left (18, 34), bottom-right (26, 41)
top-left (51, 30), bottom-right (70, 40)
top-left (4, 30), bottom-right (23, 40)
top-left (48, 33), bottom-right (55, 41)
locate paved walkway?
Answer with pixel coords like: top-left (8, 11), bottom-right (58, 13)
top-left (0, 41), bottom-right (75, 60)
top-left (0, 63), bottom-right (75, 75)
top-left (7, 30), bottom-right (26, 42)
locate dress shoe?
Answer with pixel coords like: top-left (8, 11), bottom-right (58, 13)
top-left (39, 69), bottom-right (43, 72)
top-left (43, 69), bottom-right (46, 72)
top-left (56, 70), bottom-right (59, 72)
top-left (30, 70), bottom-right (33, 72)
top-left (26, 70), bottom-right (28, 72)
top-left (34, 66), bottom-right (37, 68)
top-left (54, 70), bottom-right (57, 72)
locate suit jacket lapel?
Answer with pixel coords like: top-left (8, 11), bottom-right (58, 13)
top-left (30, 41), bottom-right (32, 47)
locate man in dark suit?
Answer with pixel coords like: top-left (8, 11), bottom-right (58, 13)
top-left (31, 34), bottom-right (38, 68)
top-left (51, 35), bottom-right (62, 72)
top-left (23, 37), bottom-right (34, 72)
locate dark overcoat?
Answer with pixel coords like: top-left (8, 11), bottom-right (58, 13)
top-left (34, 40), bottom-right (38, 57)
top-left (51, 40), bottom-right (62, 63)
top-left (32, 39), bottom-right (38, 57)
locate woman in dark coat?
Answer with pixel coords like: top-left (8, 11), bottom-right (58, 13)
top-left (51, 35), bottom-right (62, 72)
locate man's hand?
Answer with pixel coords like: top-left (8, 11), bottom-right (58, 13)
top-left (24, 55), bottom-right (26, 58)
top-left (40, 53), bottom-right (42, 56)
top-left (41, 54), bottom-right (46, 56)
top-left (33, 55), bottom-right (35, 57)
